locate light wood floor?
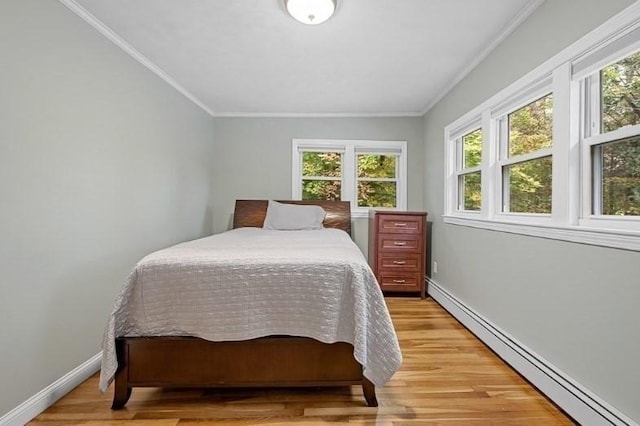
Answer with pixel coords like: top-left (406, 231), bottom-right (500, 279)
top-left (29, 298), bottom-right (575, 425)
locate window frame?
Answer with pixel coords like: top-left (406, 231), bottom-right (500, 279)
top-left (579, 51), bottom-right (640, 232)
top-left (453, 125), bottom-right (483, 213)
top-left (495, 88), bottom-right (554, 219)
top-left (355, 151), bottom-right (401, 210)
top-left (443, 6), bottom-right (640, 251)
top-left (292, 139), bottom-right (407, 218)
top-left (299, 149), bottom-right (344, 202)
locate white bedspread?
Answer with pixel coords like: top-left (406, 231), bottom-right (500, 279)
top-left (99, 227), bottom-right (402, 392)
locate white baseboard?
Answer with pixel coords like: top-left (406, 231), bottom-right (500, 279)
top-left (427, 279), bottom-right (637, 426)
top-left (0, 352), bottom-right (101, 426)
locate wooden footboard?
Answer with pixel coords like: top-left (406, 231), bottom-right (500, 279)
top-left (112, 336), bottom-right (377, 409)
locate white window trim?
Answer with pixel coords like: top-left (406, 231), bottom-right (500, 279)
top-left (496, 86), bottom-right (554, 218)
top-left (292, 139), bottom-right (407, 218)
top-left (455, 126), bottom-right (482, 212)
top-left (443, 3), bottom-right (640, 251)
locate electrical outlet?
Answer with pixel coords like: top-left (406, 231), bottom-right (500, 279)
top-left (433, 261), bottom-right (438, 274)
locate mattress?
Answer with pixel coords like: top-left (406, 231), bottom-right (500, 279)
top-left (99, 227), bottom-right (402, 392)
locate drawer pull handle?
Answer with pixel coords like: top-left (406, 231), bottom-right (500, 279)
top-left (394, 222), bottom-right (407, 226)
top-left (393, 241), bottom-right (407, 246)
top-left (393, 260), bottom-right (406, 265)
top-left (393, 279), bottom-right (406, 283)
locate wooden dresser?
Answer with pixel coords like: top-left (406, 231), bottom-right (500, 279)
top-left (368, 210), bottom-right (428, 298)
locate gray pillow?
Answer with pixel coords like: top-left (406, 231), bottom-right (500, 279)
top-left (263, 200), bottom-right (326, 230)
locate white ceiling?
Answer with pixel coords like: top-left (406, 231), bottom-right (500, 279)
top-left (64, 0), bottom-right (541, 117)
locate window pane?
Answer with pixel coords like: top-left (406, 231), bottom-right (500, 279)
top-left (357, 154), bottom-right (396, 178)
top-left (358, 181), bottom-right (396, 208)
top-left (463, 129), bottom-right (482, 168)
top-left (504, 156), bottom-right (552, 213)
top-left (302, 152), bottom-right (341, 177)
top-left (508, 94), bottom-right (553, 157)
top-left (302, 180), bottom-right (341, 201)
top-left (460, 172), bottom-right (481, 211)
top-left (594, 136), bottom-right (640, 215)
top-left (601, 50), bottom-right (640, 133)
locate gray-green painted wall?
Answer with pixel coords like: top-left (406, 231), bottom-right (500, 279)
top-left (0, 1), bottom-right (214, 416)
top-left (423, 0), bottom-right (639, 421)
top-left (3, 0), bottom-right (639, 422)
top-left (211, 117), bottom-right (424, 254)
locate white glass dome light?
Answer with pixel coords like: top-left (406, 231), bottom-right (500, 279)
top-left (285, 0), bottom-right (337, 25)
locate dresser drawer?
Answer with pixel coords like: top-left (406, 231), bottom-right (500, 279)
top-left (378, 234), bottom-right (421, 252)
top-left (378, 215), bottom-right (424, 234)
top-left (378, 253), bottom-right (421, 271)
top-left (378, 272), bottom-right (422, 291)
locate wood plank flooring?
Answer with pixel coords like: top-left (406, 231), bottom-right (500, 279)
top-left (29, 298), bottom-right (575, 425)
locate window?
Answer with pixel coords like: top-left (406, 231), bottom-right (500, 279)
top-left (583, 51), bottom-right (640, 218)
top-left (593, 136), bottom-right (640, 216)
top-left (292, 139), bottom-right (407, 217)
top-left (455, 128), bottom-right (482, 211)
top-left (444, 7), bottom-right (640, 251)
top-left (501, 93), bottom-right (553, 214)
top-left (302, 151), bottom-right (342, 201)
top-left (357, 153), bottom-right (399, 208)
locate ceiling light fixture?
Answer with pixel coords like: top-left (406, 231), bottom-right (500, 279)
top-left (285, 0), bottom-right (337, 25)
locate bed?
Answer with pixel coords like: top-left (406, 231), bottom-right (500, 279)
top-left (101, 199), bottom-right (401, 409)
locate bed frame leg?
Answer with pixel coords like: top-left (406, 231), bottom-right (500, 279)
top-left (111, 384), bottom-right (131, 410)
top-left (362, 378), bottom-right (378, 407)
top-left (111, 339), bottom-right (132, 410)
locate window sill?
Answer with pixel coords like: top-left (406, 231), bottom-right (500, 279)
top-left (442, 215), bottom-right (640, 251)
top-left (352, 210), bottom-right (369, 219)
top-left (351, 208), bottom-right (408, 219)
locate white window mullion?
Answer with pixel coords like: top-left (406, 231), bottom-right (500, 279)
top-left (446, 134), bottom-right (458, 215)
top-left (343, 144), bottom-right (355, 209)
top-left (292, 144), bottom-right (303, 199)
top-left (497, 117), bottom-right (509, 214)
top-left (567, 76), bottom-right (583, 226)
top-left (397, 154), bottom-right (406, 211)
top-left (481, 111), bottom-right (494, 220)
top-left (551, 62), bottom-right (571, 225)
top-left (581, 77), bottom-right (597, 220)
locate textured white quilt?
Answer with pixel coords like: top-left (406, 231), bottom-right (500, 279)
top-left (99, 227), bottom-right (402, 392)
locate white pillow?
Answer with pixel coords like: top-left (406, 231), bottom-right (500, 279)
top-left (263, 200), bottom-right (326, 230)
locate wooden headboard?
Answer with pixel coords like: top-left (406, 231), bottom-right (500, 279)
top-left (233, 200), bottom-right (351, 236)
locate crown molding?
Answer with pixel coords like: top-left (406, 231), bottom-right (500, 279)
top-left (211, 111), bottom-right (424, 118)
top-left (58, 0), bottom-right (216, 117)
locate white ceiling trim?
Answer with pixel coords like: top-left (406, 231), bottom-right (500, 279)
top-left (419, 0), bottom-right (545, 116)
top-left (212, 112), bottom-right (424, 118)
top-left (58, 0), bottom-right (216, 117)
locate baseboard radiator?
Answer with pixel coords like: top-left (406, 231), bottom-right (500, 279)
top-left (427, 278), bottom-right (637, 426)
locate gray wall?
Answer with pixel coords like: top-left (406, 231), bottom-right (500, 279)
top-left (0, 0), bottom-right (214, 417)
top-left (423, 0), bottom-right (640, 422)
top-left (211, 117), bottom-right (424, 254)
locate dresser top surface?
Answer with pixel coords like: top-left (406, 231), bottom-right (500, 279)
top-left (369, 210), bottom-right (428, 217)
